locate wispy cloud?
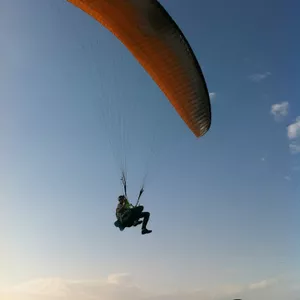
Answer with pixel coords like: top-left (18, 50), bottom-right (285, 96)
top-left (107, 273), bottom-right (134, 285)
top-left (270, 102), bottom-right (289, 120)
top-left (1, 275), bottom-right (143, 300)
top-left (292, 165), bottom-right (300, 171)
top-left (289, 141), bottom-right (300, 154)
top-left (284, 175), bottom-right (291, 181)
top-left (249, 71), bottom-right (271, 82)
top-left (248, 278), bottom-right (278, 290)
top-left (0, 275), bottom-right (294, 300)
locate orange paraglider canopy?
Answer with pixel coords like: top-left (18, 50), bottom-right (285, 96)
top-left (67, 0), bottom-right (211, 137)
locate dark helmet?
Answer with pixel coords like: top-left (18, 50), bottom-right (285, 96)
top-left (118, 195), bottom-right (126, 201)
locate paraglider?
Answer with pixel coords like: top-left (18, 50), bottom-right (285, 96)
top-left (114, 195), bottom-right (152, 235)
top-left (67, 0), bottom-right (212, 234)
top-left (114, 173), bottom-right (152, 234)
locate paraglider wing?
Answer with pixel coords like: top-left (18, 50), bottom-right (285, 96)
top-left (67, 0), bottom-right (211, 137)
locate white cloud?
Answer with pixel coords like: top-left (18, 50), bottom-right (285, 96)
top-left (0, 276), bottom-right (295, 300)
top-left (209, 92), bottom-right (216, 100)
top-left (287, 117), bottom-right (300, 139)
top-left (287, 117), bottom-right (300, 155)
top-left (284, 175), bottom-right (291, 181)
top-left (270, 102), bottom-right (289, 120)
top-left (209, 92), bottom-right (217, 103)
top-left (249, 71), bottom-right (271, 82)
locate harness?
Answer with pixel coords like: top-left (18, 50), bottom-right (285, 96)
top-left (115, 172), bottom-right (144, 226)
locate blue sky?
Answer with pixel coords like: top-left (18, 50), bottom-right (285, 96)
top-left (1, 0), bottom-right (300, 299)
